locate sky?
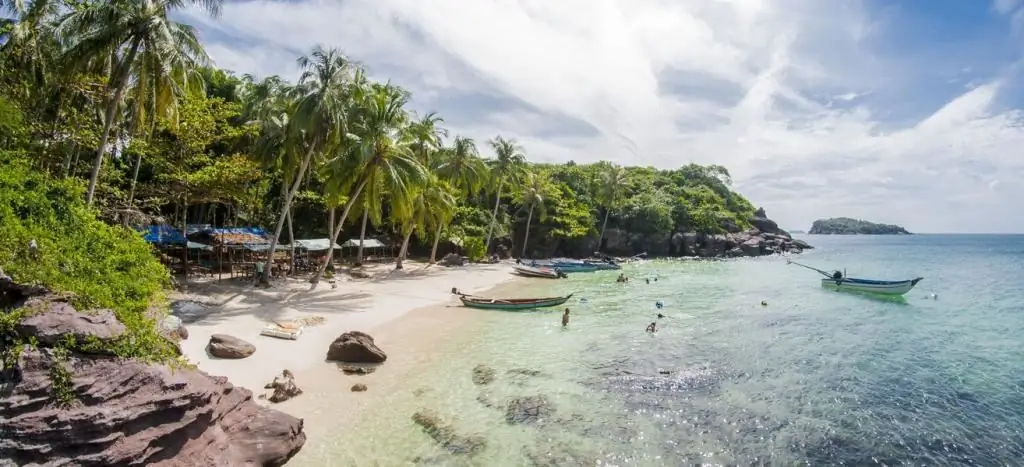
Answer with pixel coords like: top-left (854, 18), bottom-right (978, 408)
top-left (182, 0), bottom-right (1024, 233)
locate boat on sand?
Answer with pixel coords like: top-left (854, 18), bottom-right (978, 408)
top-left (457, 293), bottom-right (574, 311)
top-left (512, 264), bottom-right (565, 279)
top-left (788, 259), bottom-right (923, 296)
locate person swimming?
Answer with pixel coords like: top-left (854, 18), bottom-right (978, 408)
top-left (646, 322), bottom-right (657, 333)
top-left (657, 313), bottom-right (666, 319)
top-left (616, 273), bottom-right (628, 283)
top-left (562, 308), bottom-right (570, 327)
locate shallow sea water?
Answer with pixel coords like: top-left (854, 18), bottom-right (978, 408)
top-left (308, 235), bottom-right (1024, 466)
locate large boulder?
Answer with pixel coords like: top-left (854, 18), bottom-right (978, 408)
top-left (325, 331), bottom-right (387, 363)
top-left (14, 303), bottom-right (126, 350)
top-left (1, 349), bottom-right (305, 466)
top-left (748, 207), bottom-right (791, 239)
top-left (740, 237), bottom-right (765, 256)
top-left (206, 334), bottom-right (256, 359)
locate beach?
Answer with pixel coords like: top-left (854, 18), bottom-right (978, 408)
top-left (173, 261), bottom-right (534, 462)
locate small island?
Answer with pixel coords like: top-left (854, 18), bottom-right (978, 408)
top-left (808, 217), bottom-right (912, 235)
top-left (789, 230), bottom-right (806, 234)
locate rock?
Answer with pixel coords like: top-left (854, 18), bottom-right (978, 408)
top-left (472, 364), bottom-right (496, 385)
top-left (505, 395), bottom-right (555, 425)
top-left (158, 315), bottom-right (188, 342)
top-left (440, 253), bottom-right (464, 267)
top-left (326, 331), bottom-right (387, 363)
top-left (411, 410), bottom-right (487, 455)
top-left (1, 348), bottom-right (305, 466)
top-left (749, 207), bottom-right (791, 238)
top-left (792, 238), bottom-right (814, 250)
top-left (349, 269), bottom-right (372, 279)
top-left (351, 383), bottom-right (368, 392)
top-left (264, 369), bottom-right (303, 403)
top-left (740, 237), bottom-right (765, 256)
top-left (340, 365), bottom-right (376, 375)
top-left (507, 368), bottom-right (544, 377)
top-left (526, 439), bottom-right (600, 467)
top-left (14, 303), bottom-right (126, 351)
top-left (206, 334), bottom-right (256, 359)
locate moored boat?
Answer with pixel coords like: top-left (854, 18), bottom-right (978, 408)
top-left (820, 277), bottom-right (923, 296)
top-left (458, 293), bottom-right (574, 311)
top-left (529, 259), bottom-right (598, 273)
top-left (788, 259), bottom-right (923, 296)
top-left (512, 264), bottom-right (564, 279)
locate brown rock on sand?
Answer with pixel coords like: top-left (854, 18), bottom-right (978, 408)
top-left (325, 331), bottom-right (387, 363)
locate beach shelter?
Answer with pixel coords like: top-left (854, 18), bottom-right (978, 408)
top-left (340, 238), bottom-right (394, 262)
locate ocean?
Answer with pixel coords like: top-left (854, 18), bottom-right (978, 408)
top-left (318, 234), bottom-right (1024, 466)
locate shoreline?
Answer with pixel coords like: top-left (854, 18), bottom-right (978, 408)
top-left (173, 261), bottom-right (544, 461)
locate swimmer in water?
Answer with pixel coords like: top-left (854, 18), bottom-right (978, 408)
top-left (646, 322), bottom-right (657, 333)
top-left (616, 273), bottom-right (628, 283)
top-left (645, 278), bottom-right (650, 284)
top-left (562, 308), bottom-right (570, 327)
top-left (657, 313), bottom-right (666, 319)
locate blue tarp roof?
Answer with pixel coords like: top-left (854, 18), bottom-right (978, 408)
top-left (141, 225), bottom-right (186, 245)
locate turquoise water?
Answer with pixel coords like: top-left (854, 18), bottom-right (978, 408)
top-left (320, 235), bottom-right (1024, 465)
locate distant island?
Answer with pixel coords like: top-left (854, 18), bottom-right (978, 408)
top-left (808, 217), bottom-right (912, 235)
top-left (789, 230), bottom-right (806, 234)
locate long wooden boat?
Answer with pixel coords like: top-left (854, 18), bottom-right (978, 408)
top-left (459, 293), bottom-right (574, 311)
top-left (820, 277), bottom-right (923, 296)
top-left (512, 265), bottom-right (563, 279)
top-left (528, 260), bottom-right (598, 273)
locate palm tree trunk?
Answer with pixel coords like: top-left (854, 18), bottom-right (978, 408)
top-left (260, 146), bottom-right (315, 285)
top-left (286, 207), bottom-right (295, 276)
top-left (310, 178), bottom-right (370, 283)
top-left (521, 204), bottom-right (534, 258)
top-left (484, 181), bottom-right (503, 254)
top-left (355, 209), bottom-right (369, 265)
top-left (598, 207), bottom-right (611, 252)
top-left (318, 206), bottom-right (335, 279)
top-left (395, 226), bottom-right (413, 270)
top-left (86, 41), bottom-right (140, 206)
top-left (429, 224), bottom-right (443, 265)
top-left (127, 152), bottom-right (143, 208)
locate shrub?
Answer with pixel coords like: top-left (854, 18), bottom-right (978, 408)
top-left (463, 236), bottom-right (486, 262)
top-left (0, 151), bottom-right (177, 367)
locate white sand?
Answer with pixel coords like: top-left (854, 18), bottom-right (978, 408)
top-left (177, 261), bottom-right (518, 396)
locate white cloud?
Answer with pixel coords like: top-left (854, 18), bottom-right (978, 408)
top-left (184, 0), bottom-right (1024, 233)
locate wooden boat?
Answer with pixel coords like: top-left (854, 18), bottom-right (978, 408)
top-left (512, 265), bottom-right (563, 279)
top-left (528, 259), bottom-right (598, 273)
top-left (788, 260), bottom-right (923, 296)
top-left (821, 277), bottom-right (923, 296)
top-left (458, 293), bottom-right (574, 311)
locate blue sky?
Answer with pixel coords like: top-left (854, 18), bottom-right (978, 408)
top-left (183, 0), bottom-right (1024, 233)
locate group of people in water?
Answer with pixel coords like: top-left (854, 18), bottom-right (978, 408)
top-left (562, 274), bottom-right (664, 333)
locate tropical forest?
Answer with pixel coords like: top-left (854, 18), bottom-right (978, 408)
top-left (0, 0), bottom-right (770, 276)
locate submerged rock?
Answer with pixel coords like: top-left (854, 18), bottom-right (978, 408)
top-left (411, 410), bottom-right (487, 455)
top-left (326, 331), bottom-right (387, 363)
top-left (351, 383), bottom-right (368, 392)
top-left (206, 333), bottom-right (255, 359)
top-left (472, 364), bottom-right (496, 385)
top-left (340, 364), bottom-right (376, 375)
top-left (505, 395), bottom-right (555, 425)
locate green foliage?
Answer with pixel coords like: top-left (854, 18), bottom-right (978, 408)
top-left (0, 151), bottom-right (178, 366)
top-left (809, 217), bottom-right (911, 235)
top-left (463, 236), bottom-right (486, 262)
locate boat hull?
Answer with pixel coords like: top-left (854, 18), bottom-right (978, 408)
top-left (512, 265), bottom-right (561, 279)
top-left (820, 277), bottom-right (923, 296)
top-left (459, 294), bottom-right (573, 311)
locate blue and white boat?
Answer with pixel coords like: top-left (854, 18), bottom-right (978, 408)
top-left (788, 259), bottom-right (923, 296)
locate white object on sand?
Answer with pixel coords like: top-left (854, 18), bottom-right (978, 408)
top-left (260, 322), bottom-right (304, 340)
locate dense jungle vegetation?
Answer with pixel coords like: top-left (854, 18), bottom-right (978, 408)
top-left (0, 0), bottom-right (764, 283)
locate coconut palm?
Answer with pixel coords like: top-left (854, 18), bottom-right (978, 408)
top-left (515, 170), bottom-right (549, 258)
top-left (257, 46), bottom-right (357, 284)
top-left (408, 111), bottom-right (447, 168)
top-left (483, 136), bottom-right (525, 253)
top-left (312, 82), bottom-right (427, 282)
top-left (393, 173), bottom-right (457, 269)
top-left (435, 135), bottom-right (486, 196)
top-left (56, 0), bottom-right (221, 205)
top-left (596, 163), bottom-right (628, 252)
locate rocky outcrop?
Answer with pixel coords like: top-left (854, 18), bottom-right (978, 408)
top-left (325, 331), bottom-right (387, 363)
top-left (440, 253), bottom-right (464, 267)
top-left (0, 280), bottom-right (306, 466)
top-left (206, 334), bottom-right (256, 359)
top-left (263, 369), bottom-right (303, 403)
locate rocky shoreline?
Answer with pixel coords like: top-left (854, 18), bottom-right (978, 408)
top-left (0, 276), bottom-right (306, 466)
top-left (599, 207), bottom-right (812, 258)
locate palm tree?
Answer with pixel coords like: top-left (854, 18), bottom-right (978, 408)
top-left (56, 0), bottom-right (221, 205)
top-left (596, 163), bottom-right (628, 252)
top-left (515, 170), bottom-right (549, 258)
top-left (425, 178), bottom-right (459, 265)
top-left (408, 111), bottom-right (447, 168)
top-left (257, 46), bottom-right (356, 284)
top-left (394, 173), bottom-right (457, 269)
top-left (312, 82), bottom-right (426, 282)
top-left (484, 136), bottom-right (525, 254)
top-left (435, 135), bottom-right (486, 196)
